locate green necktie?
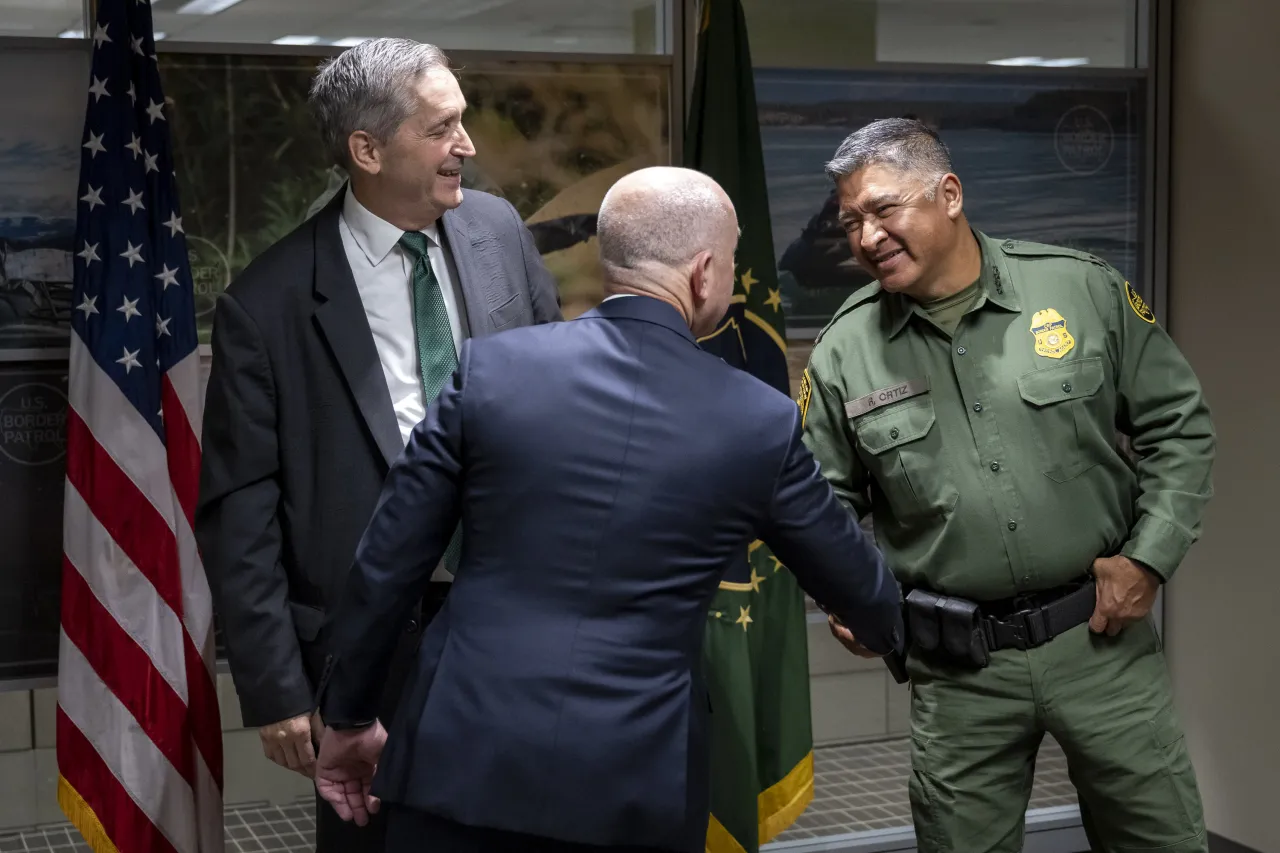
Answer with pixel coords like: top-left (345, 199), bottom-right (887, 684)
top-left (399, 230), bottom-right (463, 574)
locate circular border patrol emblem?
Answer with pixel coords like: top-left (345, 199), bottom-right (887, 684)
top-left (0, 382), bottom-right (69, 467)
top-left (187, 234), bottom-right (231, 330)
top-left (1125, 281), bottom-right (1156, 324)
top-left (1055, 105), bottom-right (1114, 176)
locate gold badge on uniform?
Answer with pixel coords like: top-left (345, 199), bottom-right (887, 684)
top-left (1125, 281), bottom-right (1156, 324)
top-left (1030, 309), bottom-right (1076, 359)
top-left (797, 369), bottom-right (813, 427)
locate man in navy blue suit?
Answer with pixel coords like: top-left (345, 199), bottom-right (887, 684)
top-left (313, 166), bottom-right (905, 852)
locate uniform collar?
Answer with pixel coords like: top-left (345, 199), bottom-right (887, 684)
top-left (342, 186), bottom-right (442, 267)
top-left (885, 229), bottom-right (1021, 338)
top-left (975, 230), bottom-right (1022, 314)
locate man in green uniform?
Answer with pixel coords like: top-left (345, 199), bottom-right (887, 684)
top-left (799, 118), bottom-right (1214, 853)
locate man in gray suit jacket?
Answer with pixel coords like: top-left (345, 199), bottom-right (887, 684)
top-left (194, 38), bottom-right (561, 853)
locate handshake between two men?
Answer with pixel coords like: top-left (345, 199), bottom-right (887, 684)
top-left (300, 166), bottom-right (907, 850)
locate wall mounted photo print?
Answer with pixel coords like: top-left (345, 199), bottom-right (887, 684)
top-left (0, 48), bottom-right (89, 356)
top-left (157, 52), bottom-right (671, 342)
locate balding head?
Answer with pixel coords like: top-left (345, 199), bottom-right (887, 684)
top-left (597, 167), bottom-right (738, 336)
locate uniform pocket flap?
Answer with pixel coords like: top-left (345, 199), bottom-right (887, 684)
top-left (1017, 357), bottom-right (1104, 407)
top-left (855, 399), bottom-right (936, 455)
top-left (1148, 707), bottom-right (1187, 750)
top-left (288, 601), bottom-right (326, 642)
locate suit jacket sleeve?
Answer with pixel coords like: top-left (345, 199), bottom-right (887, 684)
top-left (759, 411), bottom-right (904, 656)
top-left (195, 292), bottom-right (313, 727)
top-left (506, 199), bottom-right (563, 324)
top-left (317, 344), bottom-right (470, 727)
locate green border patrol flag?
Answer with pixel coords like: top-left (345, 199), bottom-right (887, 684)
top-left (685, 1), bottom-right (815, 851)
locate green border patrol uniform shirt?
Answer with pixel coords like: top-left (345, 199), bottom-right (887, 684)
top-left (800, 231), bottom-right (1215, 601)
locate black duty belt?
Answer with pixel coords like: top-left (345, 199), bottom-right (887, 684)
top-left (905, 579), bottom-right (1096, 668)
top-left (980, 581), bottom-right (1096, 651)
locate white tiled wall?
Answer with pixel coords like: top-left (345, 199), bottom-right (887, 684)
top-left (0, 623), bottom-right (894, 831)
top-left (32, 688), bottom-right (55, 749)
top-left (0, 676), bottom-right (312, 832)
top-left (0, 691), bottom-right (32, 753)
top-left (0, 750), bottom-right (37, 829)
top-left (806, 618), bottom-right (907, 746)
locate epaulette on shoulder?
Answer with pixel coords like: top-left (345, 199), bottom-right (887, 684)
top-left (998, 238), bottom-right (1112, 271)
top-left (813, 281), bottom-right (883, 345)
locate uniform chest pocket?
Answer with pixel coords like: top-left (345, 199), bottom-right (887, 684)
top-left (1017, 357), bottom-right (1106, 483)
top-left (853, 397), bottom-right (958, 522)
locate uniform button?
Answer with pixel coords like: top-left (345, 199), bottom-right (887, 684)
top-left (1062, 381), bottom-right (1073, 393)
top-left (990, 461), bottom-right (1000, 472)
top-left (889, 427), bottom-right (900, 440)
top-left (956, 346), bottom-right (967, 355)
top-left (973, 402), bottom-right (983, 412)
top-left (1008, 521), bottom-right (1018, 531)
top-left (1004, 240), bottom-right (1015, 249)
top-left (406, 619), bottom-right (420, 633)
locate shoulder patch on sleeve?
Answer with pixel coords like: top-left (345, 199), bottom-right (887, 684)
top-left (1124, 280), bottom-right (1156, 323)
top-left (813, 281), bottom-right (883, 345)
top-left (797, 369), bottom-right (813, 427)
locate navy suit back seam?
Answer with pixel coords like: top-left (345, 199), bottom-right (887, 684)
top-left (542, 320), bottom-right (650, 827)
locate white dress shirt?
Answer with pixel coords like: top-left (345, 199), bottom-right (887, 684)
top-left (339, 188), bottom-right (464, 581)
top-left (338, 188), bottom-right (464, 446)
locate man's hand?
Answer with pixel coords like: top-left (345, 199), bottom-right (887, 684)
top-left (1089, 555), bottom-right (1161, 637)
top-left (316, 721), bottom-right (388, 826)
top-left (828, 614), bottom-right (883, 659)
top-left (259, 713), bottom-right (317, 778)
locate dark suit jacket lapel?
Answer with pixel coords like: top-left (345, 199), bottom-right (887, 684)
top-left (442, 202), bottom-right (499, 338)
top-left (311, 189), bottom-right (403, 470)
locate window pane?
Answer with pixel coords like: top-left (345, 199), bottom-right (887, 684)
top-left (743, 0), bottom-right (1141, 69)
top-left (0, 0), bottom-right (84, 38)
top-left (758, 68), bottom-right (1147, 330)
top-left (154, 0), bottom-right (672, 54)
top-left (155, 53), bottom-right (671, 343)
top-left (0, 361), bottom-right (67, 681)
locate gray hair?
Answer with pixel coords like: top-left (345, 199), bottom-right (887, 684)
top-left (309, 38), bottom-right (451, 167)
top-left (597, 169), bottom-right (735, 272)
top-left (825, 118), bottom-right (954, 198)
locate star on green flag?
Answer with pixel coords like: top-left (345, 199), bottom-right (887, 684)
top-left (685, 2), bottom-right (816, 851)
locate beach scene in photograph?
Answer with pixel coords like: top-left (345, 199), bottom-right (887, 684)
top-left (158, 53), bottom-right (671, 341)
top-left (755, 67), bottom-right (1145, 328)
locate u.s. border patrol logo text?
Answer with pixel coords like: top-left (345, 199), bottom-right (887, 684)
top-left (797, 370), bottom-right (813, 428)
top-left (1031, 309), bottom-right (1075, 359)
top-left (0, 382), bottom-right (68, 467)
top-left (1125, 281), bottom-right (1156, 324)
top-left (1055, 105), bottom-right (1114, 176)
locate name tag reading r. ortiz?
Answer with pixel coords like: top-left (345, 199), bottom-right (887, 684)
top-left (844, 377), bottom-right (930, 419)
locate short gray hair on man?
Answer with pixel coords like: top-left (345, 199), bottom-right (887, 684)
top-left (309, 38), bottom-right (451, 167)
top-left (597, 167), bottom-right (735, 272)
top-left (824, 118), bottom-right (954, 198)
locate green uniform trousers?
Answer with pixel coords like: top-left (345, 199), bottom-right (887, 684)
top-left (906, 617), bottom-right (1206, 853)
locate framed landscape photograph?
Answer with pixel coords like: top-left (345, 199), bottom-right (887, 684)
top-left (157, 51), bottom-right (672, 343)
top-left (0, 46), bottom-right (88, 360)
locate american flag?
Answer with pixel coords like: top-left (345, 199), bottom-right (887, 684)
top-left (57, 1), bottom-right (224, 851)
